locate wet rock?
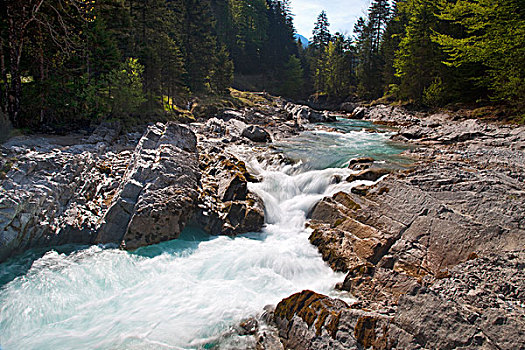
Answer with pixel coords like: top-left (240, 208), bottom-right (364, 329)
top-left (351, 107), bottom-right (366, 119)
top-left (346, 168), bottom-right (390, 183)
top-left (274, 290), bottom-right (349, 350)
top-left (351, 184), bottom-right (370, 196)
top-left (348, 157), bottom-right (374, 167)
top-left (238, 318), bottom-right (259, 336)
top-left (242, 125), bottom-right (272, 143)
top-left (191, 151), bottom-right (265, 236)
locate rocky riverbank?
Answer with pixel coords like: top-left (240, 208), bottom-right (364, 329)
top-left (0, 95), bottom-right (337, 262)
top-left (260, 105), bottom-right (525, 350)
top-left (1, 98), bottom-right (524, 349)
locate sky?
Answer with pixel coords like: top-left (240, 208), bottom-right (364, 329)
top-left (290, 0), bottom-right (371, 39)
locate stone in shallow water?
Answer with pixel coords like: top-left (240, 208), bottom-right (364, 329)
top-left (242, 125), bottom-right (272, 143)
top-left (346, 168), bottom-right (390, 183)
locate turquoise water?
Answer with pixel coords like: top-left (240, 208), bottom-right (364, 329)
top-left (0, 119), bottom-right (408, 349)
top-left (275, 117), bottom-right (411, 169)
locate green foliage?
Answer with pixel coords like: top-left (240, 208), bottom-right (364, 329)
top-left (212, 0), bottom-right (298, 86)
top-left (209, 45), bottom-right (235, 94)
top-left (281, 55), bottom-right (304, 98)
top-left (422, 78), bottom-right (447, 107)
top-left (433, 0), bottom-right (525, 109)
top-left (106, 58), bottom-right (146, 117)
top-left (393, 0), bottom-right (447, 102)
top-left (2, 0), bottom-right (522, 130)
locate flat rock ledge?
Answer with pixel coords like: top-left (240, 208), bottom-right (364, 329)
top-left (267, 105), bottom-right (525, 350)
top-left (273, 252), bottom-right (524, 350)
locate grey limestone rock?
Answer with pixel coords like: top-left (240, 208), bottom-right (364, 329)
top-left (96, 122), bottom-right (200, 250)
top-left (0, 121), bottom-right (201, 261)
top-left (242, 125), bottom-right (272, 143)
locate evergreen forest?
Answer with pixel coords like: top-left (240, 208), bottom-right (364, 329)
top-left (1, 0), bottom-right (523, 130)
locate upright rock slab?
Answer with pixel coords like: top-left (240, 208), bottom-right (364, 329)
top-left (96, 122), bottom-right (200, 250)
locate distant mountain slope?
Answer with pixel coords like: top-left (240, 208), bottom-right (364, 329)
top-left (294, 33), bottom-right (309, 48)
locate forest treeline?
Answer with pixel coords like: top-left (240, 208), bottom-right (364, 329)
top-left (0, 0), bottom-right (523, 130)
top-left (303, 0), bottom-right (524, 115)
top-left (0, 0), bottom-right (297, 128)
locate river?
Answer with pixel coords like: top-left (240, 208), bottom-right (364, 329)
top-left (0, 118), bottom-right (408, 349)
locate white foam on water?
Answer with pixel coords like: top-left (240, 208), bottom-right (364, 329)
top-left (0, 121), bottom-right (401, 349)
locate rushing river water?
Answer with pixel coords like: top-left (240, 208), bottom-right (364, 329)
top-left (0, 118), bottom-right (408, 349)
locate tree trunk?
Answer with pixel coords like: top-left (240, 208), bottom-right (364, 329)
top-left (7, 16), bottom-right (23, 127)
top-left (0, 35), bottom-right (8, 116)
top-left (38, 23), bottom-right (46, 123)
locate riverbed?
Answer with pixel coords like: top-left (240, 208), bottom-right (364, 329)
top-left (0, 118), bottom-right (408, 349)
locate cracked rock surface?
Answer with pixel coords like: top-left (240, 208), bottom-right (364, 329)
top-left (268, 105), bottom-right (525, 350)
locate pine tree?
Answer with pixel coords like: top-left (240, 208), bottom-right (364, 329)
top-left (354, 0), bottom-right (390, 99)
top-left (394, 0), bottom-right (447, 102)
top-left (369, 0), bottom-right (391, 53)
top-left (312, 11), bottom-right (331, 50)
top-left (310, 11), bottom-right (331, 94)
top-left (281, 55), bottom-right (304, 98)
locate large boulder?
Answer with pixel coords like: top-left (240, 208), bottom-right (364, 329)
top-left (205, 117), bottom-right (247, 141)
top-left (96, 122), bottom-right (200, 250)
top-left (288, 105), bottom-right (336, 124)
top-left (346, 168), bottom-right (390, 183)
top-left (348, 157), bottom-right (375, 171)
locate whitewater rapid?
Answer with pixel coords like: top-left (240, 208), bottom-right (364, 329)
top-left (0, 121), bottom-right (407, 349)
